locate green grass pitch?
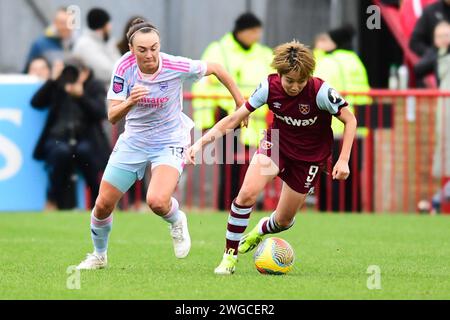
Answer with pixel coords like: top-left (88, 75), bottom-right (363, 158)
top-left (0, 211), bottom-right (449, 300)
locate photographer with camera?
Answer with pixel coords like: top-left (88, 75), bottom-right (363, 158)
top-left (31, 57), bottom-right (110, 210)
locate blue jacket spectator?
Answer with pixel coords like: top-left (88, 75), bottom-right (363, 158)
top-left (24, 8), bottom-right (75, 72)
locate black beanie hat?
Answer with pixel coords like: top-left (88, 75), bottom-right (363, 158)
top-left (328, 24), bottom-right (355, 49)
top-left (87, 8), bottom-right (110, 30)
top-left (233, 12), bottom-right (262, 33)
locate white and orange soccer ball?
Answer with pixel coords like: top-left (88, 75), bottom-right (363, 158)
top-left (417, 199), bottom-right (431, 213)
top-left (253, 237), bottom-right (295, 275)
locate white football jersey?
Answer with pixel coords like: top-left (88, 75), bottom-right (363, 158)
top-left (107, 51), bottom-right (207, 150)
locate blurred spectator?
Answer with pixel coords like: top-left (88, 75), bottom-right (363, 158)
top-left (191, 12), bottom-right (273, 210)
top-left (314, 24), bottom-right (371, 212)
top-left (117, 16), bottom-right (145, 55)
top-left (410, 0), bottom-right (450, 57)
top-left (31, 57), bottom-right (110, 210)
top-left (400, 0), bottom-right (437, 40)
top-left (26, 57), bottom-right (51, 81)
top-left (313, 32), bottom-right (336, 59)
top-left (24, 7), bottom-right (74, 71)
top-left (72, 8), bottom-right (121, 87)
top-left (414, 21), bottom-right (450, 82)
top-left (431, 21), bottom-right (450, 213)
top-left (314, 24), bottom-right (372, 127)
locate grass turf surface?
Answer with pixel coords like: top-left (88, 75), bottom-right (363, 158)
top-left (0, 211), bottom-right (449, 300)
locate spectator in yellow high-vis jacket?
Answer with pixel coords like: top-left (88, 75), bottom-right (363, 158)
top-left (314, 24), bottom-right (371, 212)
top-left (192, 13), bottom-right (273, 210)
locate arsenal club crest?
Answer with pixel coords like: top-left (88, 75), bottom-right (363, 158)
top-left (159, 81), bottom-right (169, 92)
top-left (299, 104), bottom-right (310, 115)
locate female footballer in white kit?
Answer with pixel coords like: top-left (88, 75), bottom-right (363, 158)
top-left (77, 19), bottom-right (244, 269)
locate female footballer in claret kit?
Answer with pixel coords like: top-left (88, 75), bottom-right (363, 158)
top-left (187, 40), bottom-right (357, 275)
top-left (76, 19), bottom-right (245, 269)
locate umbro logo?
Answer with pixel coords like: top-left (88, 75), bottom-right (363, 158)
top-left (273, 102), bottom-right (282, 109)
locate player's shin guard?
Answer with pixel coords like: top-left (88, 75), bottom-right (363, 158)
top-left (225, 200), bottom-right (252, 256)
top-left (259, 211), bottom-right (295, 235)
top-left (90, 209), bottom-right (113, 255)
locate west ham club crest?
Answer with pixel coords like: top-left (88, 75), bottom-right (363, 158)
top-left (299, 104), bottom-right (310, 115)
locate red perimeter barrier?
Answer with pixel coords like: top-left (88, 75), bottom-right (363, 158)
top-left (111, 90), bottom-right (450, 215)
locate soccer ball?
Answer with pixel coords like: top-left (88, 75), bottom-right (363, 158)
top-left (417, 199), bottom-right (431, 213)
top-left (253, 237), bottom-right (295, 275)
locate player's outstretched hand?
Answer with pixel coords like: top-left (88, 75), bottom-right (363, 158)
top-left (332, 159), bottom-right (350, 180)
top-left (185, 143), bottom-right (201, 165)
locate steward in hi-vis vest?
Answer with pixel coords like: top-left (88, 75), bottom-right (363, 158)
top-left (192, 13), bottom-right (273, 147)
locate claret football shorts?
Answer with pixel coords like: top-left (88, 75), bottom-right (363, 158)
top-left (257, 139), bottom-right (326, 195)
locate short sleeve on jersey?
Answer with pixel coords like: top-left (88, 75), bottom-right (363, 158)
top-left (186, 59), bottom-right (207, 82)
top-left (245, 78), bottom-right (269, 112)
top-left (107, 54), bottom-right (133, 101)
top-left (107, 74), bottom-right (128, 101)
top-left (166, 55), bottom-right (207, 82)
top-left (316, 82), bottom-right (348, 116)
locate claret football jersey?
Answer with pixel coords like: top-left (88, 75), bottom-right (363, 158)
top-left (245, 74), bottom-right (348, 162)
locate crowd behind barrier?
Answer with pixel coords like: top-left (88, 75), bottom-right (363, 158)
top-left (3, 78), bottom-right (448, 214)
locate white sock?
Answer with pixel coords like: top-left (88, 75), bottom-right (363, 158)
top-left (90, 209), bottom-right (112, 257)
top-left (162, 197), bottom-right (181, 224)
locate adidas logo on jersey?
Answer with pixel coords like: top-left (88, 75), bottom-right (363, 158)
top-left (273, 113), bottom-right (318, 127)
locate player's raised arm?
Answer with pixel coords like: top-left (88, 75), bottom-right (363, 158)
top-left (333, 107), bottom-right (357, 180)
top-left (186, 105), bottom-right (251, 164)
top-left (187, 75), bottom-right (269, 164)
top-left (316, 81), bottom-right (357, 180)
top-left (204, 62), bottom-right (246, 111)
